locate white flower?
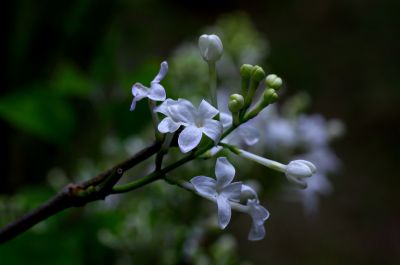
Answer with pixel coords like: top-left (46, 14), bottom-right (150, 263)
top-left (190, 157), bottom-right (242, 229)
top-left (130, 61), bottom-right (168, 111)
top-left (246, 199), bottom-right (270, 241)
top-left (155, 98), bottom-right (223, 153)
top-left (285, 160), bottom-right (317, 188)
top-left (198, 34), bottom-right (223, 63)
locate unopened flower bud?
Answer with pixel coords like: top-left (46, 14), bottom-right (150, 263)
top-left (240, 64), bottom-right (254, 79)
top-left (228, 94), bottom-right (245, 113)
top-left (285, 160), bottom-right (317, 188)
top-left (251, 66), bottom-right (266, 83)
top-left (198, 34), bottom-right (223, 63)
top-left (263, 88), bottom-right (278, 105)
top-left (266, 74), bottom-right (283, 90)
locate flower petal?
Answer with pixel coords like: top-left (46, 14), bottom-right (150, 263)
top-left (198, 100), bottom-right (219, 119)
top-left (151, 61), bottom-right (168, 84)
top-left (221, 182), bottom-right (242, 202)
top-left (217, 196), bottom-right (231, 229)
top-left (158, 117), bottom-right (180, 133)
top-left (190, 176), bottom-right (217, 198)
top-left (247, 199), bottom-right (269, 240)
top-left (219, 112), bottom-right (232, 130)
top-left (130, 83), bottom-right (149, 111)
top-left (154, 98), bottom-right (177, 116)
top-left (168, 100), bottom-right (197, 125)
top-left (202, 119), bottom-right (222, 143)
top-left (131, 83), bottom-right (149, 99)
top-left (247, 199), bottom-right (270, 225)
top-left (178, 125), bottom-right (203, 153)
top-left (238, 125), bottom-right (260, 146)
top-left (208, 146), bottom-right (223, 157)
top-left (130, 99), bottom-right (137, 111)
top-left (286, 175), bottom-right (308, 189)
top-left (241, 184), bottom-right (259, 200)
top-left (148, 83), bottom-right (166, 101)
top-left (248, 222), bottom-right (266, 241)
top-left (215, 157), bottom-right (235, 188)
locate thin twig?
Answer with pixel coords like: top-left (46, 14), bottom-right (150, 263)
top-left (0, 141), bottom-right (161, 244)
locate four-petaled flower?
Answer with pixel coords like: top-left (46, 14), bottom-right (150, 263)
top-left (130, 61), bottom-right (168, 111)
top-left (190, 157), bottom-right (242, 229)
top-left (155, 98), bottom-right (223, 153)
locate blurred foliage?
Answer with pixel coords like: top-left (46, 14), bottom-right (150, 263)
top-left (0, 88), bottom-right (76, 143)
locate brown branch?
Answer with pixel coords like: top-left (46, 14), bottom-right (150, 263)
top-left (0, 141), bottom-right (161, 244)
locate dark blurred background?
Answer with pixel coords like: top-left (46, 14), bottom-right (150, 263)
top-left (1, 0), bottom-right (399, 264)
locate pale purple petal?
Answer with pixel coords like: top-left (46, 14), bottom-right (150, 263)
top-left (217, 196), bottom-right (231, 229)
top-left (131, 83), bottom-right (149, 99)
top-left (168, 101), bottom-right (197, 125)
top-left (202, 119), bottom-right (222, 143)
top-left (151, 61), bottom-right (169, 84)
top-left (238, 125), bottom-right (259, 146)
top-left (247, 199), bottom-right (269, 240)
top-left (215, 157), bottom-right (235, 188)
top-left (198, 100), bottom-right (219, 119)
top-left (221, 182), bottom-right (242, 202)
top-left (158, 117), bottom-right (180, 133)
top-left (148, 83), bottom-right (166, 101)
top-left (178, 125), bottom-right (203, 153)
top-left (286, 160), bottom-right (316, 179)
top-left (190, 176), bottom-right (217, 198)
top-left (241, 184), bottom-right (259, 200)
top-left (219, 112), bottom-right (232, 130)
top-left (154, 98), bottom-right (177, 116)
top-left (248, 223), bottom-right (266, 241)
top-left (130, 99), bottom-right (137, 111)
top-left (286, 175), bottom-right (308, 189)
top-left (248, 200), bottom-right (270, 225)
top-left (130, 83), bottom-right (149, 111)
top-left (208, 146), bottom-right (223, 157)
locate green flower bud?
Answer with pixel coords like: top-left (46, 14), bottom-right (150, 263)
top-left (266, 74), bottom-right (283, 90)
top-left (228, 94), bottom-right (245, 113)
top-left (263, 88), bottom-right (278, 104)
top-left (198, 34), bottom-right (223, 63)
top-left (240, 64), bottom-right (254, 79)
top-left (251, 66), bottom-right (266, 83)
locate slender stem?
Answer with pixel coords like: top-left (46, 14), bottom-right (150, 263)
top-left (234, 148), bottom-right (287, 173)
top-left (112, 152), bottom-right (195, 194)
top-left (112, 126), bottom-right (238, 194)
top-left (208, 62), bottom-right (218, 109)
top-left (148, 99), bottom-right (163, 141)
top-left (155, 132), bottom-right (174, 170)
top-left (0, 141), bottom-right (161, 244)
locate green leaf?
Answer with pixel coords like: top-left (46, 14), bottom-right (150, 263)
top-left (51, 62), bottom-right (93, 97)
top-left (0, 88), bottom-right (76, 144)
